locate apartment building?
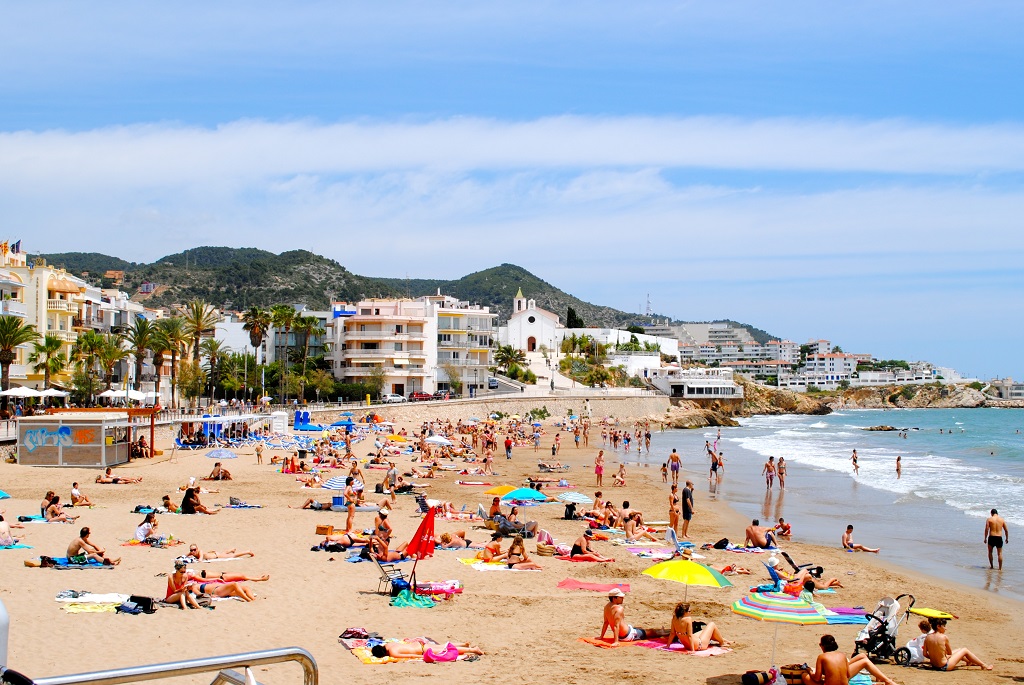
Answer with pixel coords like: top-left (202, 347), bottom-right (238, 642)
top-left (418, 293), bottom-right (496, 396)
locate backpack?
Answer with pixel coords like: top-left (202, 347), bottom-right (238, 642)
top-left (713, 538), bottom-right (730, 549)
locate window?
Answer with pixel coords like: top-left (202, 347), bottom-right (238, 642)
top-left (528, 315), bottom-right (536, 324)
top-left (394, 343), bottom-right (403, 351)
top-left (395, 325), bottom-right (403, 334)
top-left (374, 309), bottom-right (380, 315)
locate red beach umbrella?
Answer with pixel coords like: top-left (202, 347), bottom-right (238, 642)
top-left (406, 506), bottom-right (436, 591)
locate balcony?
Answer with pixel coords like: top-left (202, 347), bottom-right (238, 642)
top-left (8, 363), bottom-right (27, 379)
top-left (47, 299), bottom-right (74, 312)
top-left (72, 315), bottom-right (106, 330)
top-left (0, 300), bottom-right (27, 317)
top-left (49, 330), bottom-right (76, 343)
top-left (343, 330), bottom-right (425, 340)
top-left (343, 349), bottom-right (427, 358)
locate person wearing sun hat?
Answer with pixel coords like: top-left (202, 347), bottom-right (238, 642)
top-left (601, 588), bottom-right (668, 645)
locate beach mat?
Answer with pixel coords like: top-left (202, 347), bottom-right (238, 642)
top-left (578, 637), bottom-right (632, 649)
top-left (1, 543), bottom-right (32, 550)
top-left (557, 555), bottom-right (615, 562)
top-left (634, 638), bottom-right (731, 656)
top-left (558, 579), bottom-right (630, 593)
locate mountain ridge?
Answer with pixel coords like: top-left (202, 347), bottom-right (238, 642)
top-left (34, 248), bottom-right (778, 340)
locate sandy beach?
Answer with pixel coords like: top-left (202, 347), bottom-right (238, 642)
top-left (1, 415), bottom-right (1022, 685)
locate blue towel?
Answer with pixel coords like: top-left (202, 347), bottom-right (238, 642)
top-left (0, 490), bottom-right (10, 499)
top-left (826, 614), bottom-right (869, 625)
top-left (0, 543), bottom-right (32, 549)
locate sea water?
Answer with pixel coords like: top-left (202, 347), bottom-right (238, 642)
top-left (622, 408), bottom-right (1023, 601)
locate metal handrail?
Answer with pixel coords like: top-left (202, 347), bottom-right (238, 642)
top-left (32, 647), bottom-right (317, 685)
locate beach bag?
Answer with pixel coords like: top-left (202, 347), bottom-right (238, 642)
top-left (713, 538), bottom-right (730, 549)
top-left (780, 664), bottom-right (808, 685)
top-left (229, 497), bottom-right (243, 506)
top-left (423, 642), bottom-right (458, 663)
top-left (390, 579), bottom-right (411, 597)
top-left (128, 595), bottom-right (157, 614)
top-left (741, 671), bottom-right (772, 685)
top-left (564, 503), bottom-right (577, 520)
top-left (536, 543), bottom-right (556, 556)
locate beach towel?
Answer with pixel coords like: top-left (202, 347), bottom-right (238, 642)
top-left (625, 547), bottom-right (675, 560)
top-left (55, 591), bottom-right (130, 603)
top-left (634, 638), bottom-right (732, 656)
top-left (349, 638), bottom-right (438, 664)
top-left (470, 561), bottom-right (540, 572)
top-left (457, 481), bottom-right (493, 486)
top-left (0, 490), bottom-right (10, 499)
top-left (415, 580), bottom-right (463, 596)
top-left (557, 579), bottom-right (630, 593)
top-left (725, 544), bottom-right (777, 553)
top-left (390, 589), bottom-right (435, 608)
top-left (1, 543), bottom-right (32, 549)
top-left (824, 614), bottom-right (869, 625)
top-left (556, 555), bottom-right (615, 562)
top-left (44, 557), bottom-right (112, 569)
top-left (578, 637), bottom-right (633, 649)
top-left (220, 503), bottom-right (263, 509)
top-left (62, 603), bottom-right (120, 613)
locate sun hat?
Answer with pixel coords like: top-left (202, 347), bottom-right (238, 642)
top-left (608, 588), bottom-right (626, 598)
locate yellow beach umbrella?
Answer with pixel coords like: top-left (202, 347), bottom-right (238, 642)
top-left (387, 434), bottom-right (407, 442)
top-left (483, 485), bottom-right (516, 496)
top-left (642, 559), bottom-right (733, 601)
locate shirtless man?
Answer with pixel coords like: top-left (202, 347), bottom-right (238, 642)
top-left (369, 641), bottom-right (484, 659)
top-left (984, 508), bottom-right (1008, 569)
top-left (842, 524), bottom-right (879, 553)
top-left (668, 449), bottom-right (682, 485)
top-left (923, 618), bottom-right (992, 671)
top-left (67, 527), bottom-right (120, 565)
top-left (762, 456), bottom-right (776, 490)
top-left (205, 462), bottom-right (232, 481)
top-left (744, 519), bottom-right (776, 549)
top-left (801, 634), bottom-right (897, 685)
top-left (600, 589), bottom-right (667, 645)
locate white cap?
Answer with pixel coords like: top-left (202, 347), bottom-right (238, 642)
top-left (608, 588), bottom-right (626, 598)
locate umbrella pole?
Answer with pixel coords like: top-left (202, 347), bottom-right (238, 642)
top-left (770, 622), bottom-right (778, 669)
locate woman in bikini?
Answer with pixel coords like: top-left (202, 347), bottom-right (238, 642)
top-left (370, 641), bottom-right (484, 659)
top-left (777, 457), bottom-right (787, 489)
top-left (193, 579), bottom-right (256, 602)
top-left (188, 544), bottom-right (254, 561)
top-left (180, 488), bottom-right (218, 515)
top-left (166, 561), bottom-right (202, 609)
top-left (668, 483), bottom-right (681, 534)
top-left (667, 602), bottom-right (732, 651)
top-left (45, 496), bottom-right (78, 523)
top-left (476, 534), bottom-right (504, 561)
top-left (570, 530), bottom-right (613, 562)
top-left (188, 568), bottom-right (270, 582)
top-left (501, 535), bottom-right (542, 570)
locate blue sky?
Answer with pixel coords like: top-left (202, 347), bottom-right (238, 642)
top-left (2, 2), bottom-right (1023, 378)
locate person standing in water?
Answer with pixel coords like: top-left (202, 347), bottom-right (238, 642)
top-left (762, 456), bottom-right (776, 490)
top-left (895, 455), bottom-right (902, 479)
top-left (985, 509), bottom-right (1008, 570)
top-left (850, 449), bottom-right (859, 475)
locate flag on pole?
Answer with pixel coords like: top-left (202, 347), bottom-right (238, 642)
top-left (10, 240), bottom-right (20, 254)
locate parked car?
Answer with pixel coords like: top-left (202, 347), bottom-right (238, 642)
top-left (408, 391), bottom-right (432, 402)
top-left (432, 390), bottom-right (452, 400)
top-left (487, 378), bottom-right (499, 389)
top-left (381, 393), bottom-right (407, 404)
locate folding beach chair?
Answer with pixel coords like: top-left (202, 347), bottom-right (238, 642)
top-left (781, 550), bottom-right (813, 573)
top-left (665, 528), bottom-right (695, 556)
top-left (372, 555), bottom-right (408, 595)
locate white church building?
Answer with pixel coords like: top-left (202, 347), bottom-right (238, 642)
top-left (497, 288), bottom-right (564, 352)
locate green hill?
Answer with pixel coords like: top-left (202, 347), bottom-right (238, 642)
top-left (36, 248), bottom-right (778, 340)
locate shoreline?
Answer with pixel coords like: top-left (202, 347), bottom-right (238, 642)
top-left (0, 415), bottom-right (1021, 684)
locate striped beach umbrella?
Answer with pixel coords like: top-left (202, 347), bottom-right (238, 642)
top-left (322, 476), bottom-right (349, 491)
top-left (556, 492), bottom-right (594, 505)
top-left (732, 592), bottom-right (826, 668)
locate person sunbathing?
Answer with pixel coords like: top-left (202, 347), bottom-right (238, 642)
top-left (499, 535), bottom-right (542, 570)
top-left (96, 467), bottom-right (142, 484)
top-left (570, 530), bottom-right (614, 562)
top-left (161, 495), bottom-right (179, 513)
top-left (369, 641), bottom-right (484, 659)
top-left (70, 482), bottom-right (94, 507)
top-left (187, 568), bottom-right (270, 582)
top-left (205, 462), bottom-right (232, 481)
top-left (667, 602), bottom-right (732, 650)
top-left (188, 544), bottom-right (254, 560)
top-left (767, 557), bottom-right (843, 590)
top-left (923, 618), bottom-right (992, 671)
top-left (292, 497), bottom-right (332, 510)
top-left (67, 526), bottom-right (120, 565)
top-left (801, 634), bottom-right (897, 685)
top-left (323, 531), bottom-right (370, 548)
top-left (0, 514), bottom-right (23, 546)
top-left (437, 532), bottom-right (483, 549)
top-left (193, 578), bottom-right (256, 602)
top-left (476, 534), bottom-right (505, 561)
top-left (45, 496), bottom-right (78, 523)
top-left (166, 561), bottom-right (202, 610)
top-left (624, 512), bottom-right (658, 542)
top-left (370, 537), bottom-right (409, 562)
top-left (180, 488), bottom-right (218, 515)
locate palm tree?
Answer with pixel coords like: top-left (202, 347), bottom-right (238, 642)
top-left (0, 316), bottom-right (39, 408)
top-left (494, 344), bottom-right (526, 372)
top-left (28, 333), bottom-right (67, 390)
top-left (123, 317), bottom-right (155, 391)
top-left (96, 334), bottom-right (128, 391)
top-left (292, 314), bottom-right (324, 400)
top-left (241, 306), bottom-right (271, 363)
top-left (149, 326), bottom-right (170, 404)
top-left (180, 299), bottom-right (220, 363)
top-left (72, 329), bottom-right (105, 396)
top-left (157, 317), bottom-right (189, 409)
top-left (200, 338), bottom-right (229, 404)
top-left (270, 305), bottom-right (296, 403)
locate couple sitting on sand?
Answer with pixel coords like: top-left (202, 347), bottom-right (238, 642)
top-left (600, 590), bottom-right (732, 650)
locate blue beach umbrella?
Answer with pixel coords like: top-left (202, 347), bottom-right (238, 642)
top-left (322, 476), bottom-right (349, 490)
top-left (331, 420), bottom-right (356, 428)
top-left (205, 448), bottom-right (238, 459)
top-left (501, 487), bottom-right (548, 502)
top-left (339, 412), bottom-right (354, 417)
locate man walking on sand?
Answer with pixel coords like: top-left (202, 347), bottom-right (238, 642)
top-left (985, 508), bottom-right (1008, 570)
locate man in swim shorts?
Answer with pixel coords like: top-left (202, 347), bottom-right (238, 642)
top-left (984, 508), bottom-right (1008, 569)
top-left (668, 449), bottom-right (681, 485)
top-left (601, 589), bottom-right (667, 645)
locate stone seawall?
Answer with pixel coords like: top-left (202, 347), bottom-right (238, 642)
top-left (306, 396), bottom-right (671, 425)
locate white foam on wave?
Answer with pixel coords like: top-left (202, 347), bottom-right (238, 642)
top-left (808, 421), bottom-right (828, 428)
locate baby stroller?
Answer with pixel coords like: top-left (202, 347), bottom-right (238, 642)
top-left (852, 593), bottom-right (915, 664)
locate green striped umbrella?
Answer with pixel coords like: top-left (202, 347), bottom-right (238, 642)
top-left (732, 592), bottom-right (826, 667)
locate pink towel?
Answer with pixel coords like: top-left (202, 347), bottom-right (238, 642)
top-left (557, 555), bottom-right (615, 562)
top-left (634, 638), bottom-right (731, 656)
top-left (558, 579), bottom-right (631, 593)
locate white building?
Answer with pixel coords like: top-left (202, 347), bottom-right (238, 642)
top-left (648, 367), bottom-right (744, 400)
top-left (803, 353), bottom-right (857, 377)
top-left (560, 327), bottom-right (679, 358)
top-left (497, 289), bottom-right (563, 353)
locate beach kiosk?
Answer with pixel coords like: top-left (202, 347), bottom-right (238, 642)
top-left (17, 408), bottom-right (159, 467)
